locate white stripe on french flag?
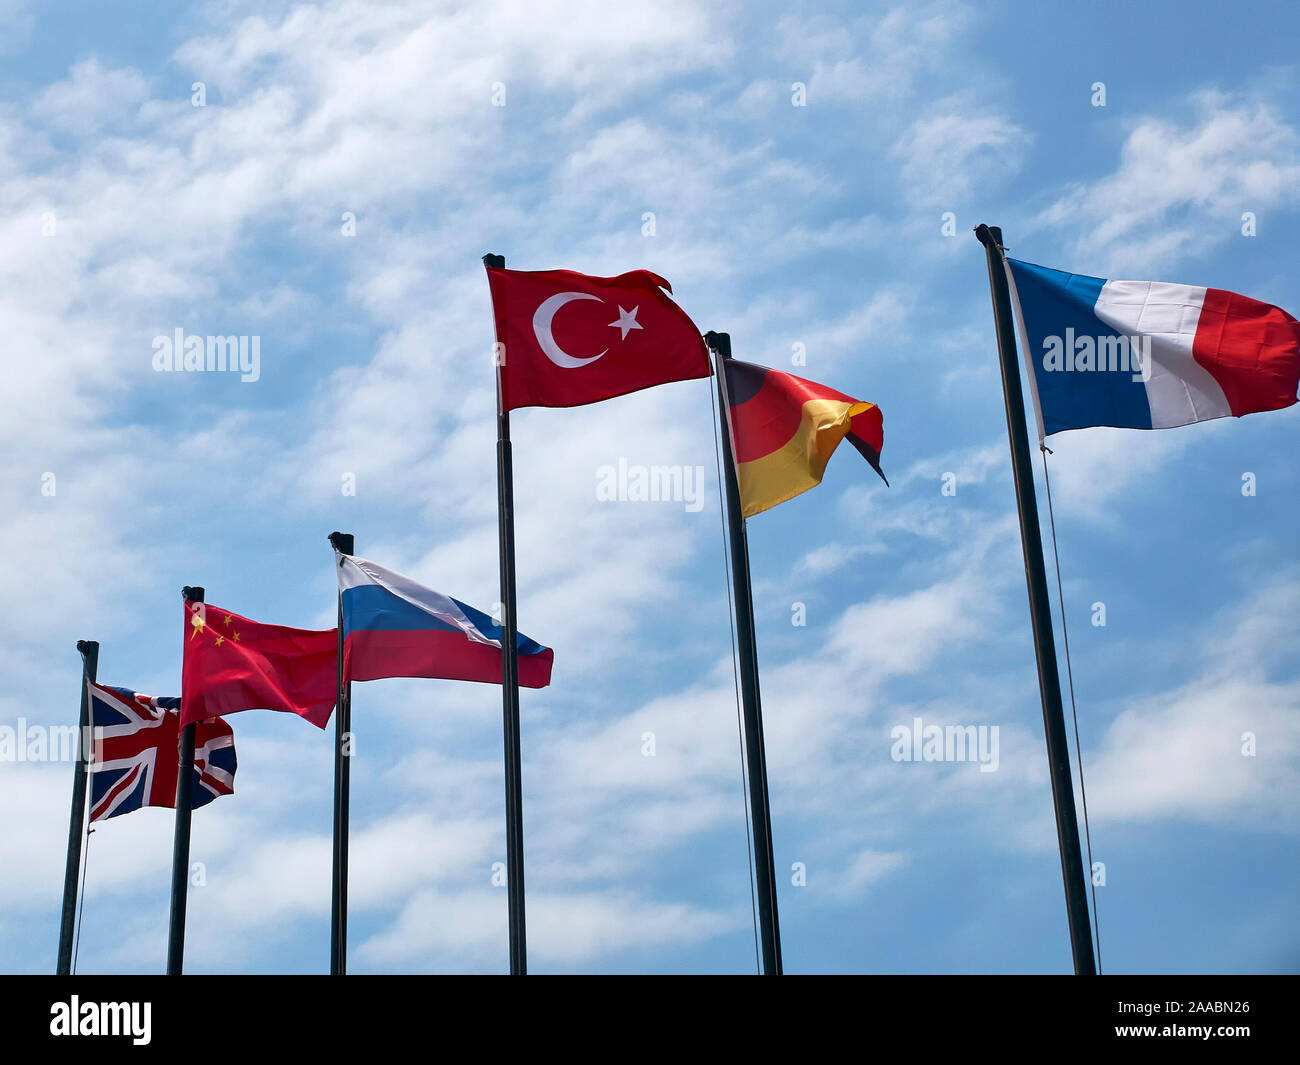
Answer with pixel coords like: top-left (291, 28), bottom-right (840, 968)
top-left (1092, 280), bottom-right (1232, 428)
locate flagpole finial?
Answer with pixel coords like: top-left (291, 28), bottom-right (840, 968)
top-left (182, 586), bottom-right (204, 603)
top-left (328, 531), bottom-right (354, 555)
top-left (705, 331), bottom-right (732, 358)
top-left (974, 224), bottom-right (1003, 249)
top-left (482, 253), bottom-right (505, 269)
top-left (76, 639), bottom-right (96, 656)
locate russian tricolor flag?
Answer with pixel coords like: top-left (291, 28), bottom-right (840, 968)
top-left (336, 552), bottom-right (553, 688)
top-left (1005, 258), bottom-right (1300, 438)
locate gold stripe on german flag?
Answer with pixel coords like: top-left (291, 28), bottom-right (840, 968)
top-left (724, 358), bottom-right (886, 518)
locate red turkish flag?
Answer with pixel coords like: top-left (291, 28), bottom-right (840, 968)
top-left (180, 599), bottom-right (338, 729)
top-left (486, 266), bottom-right (711, 412)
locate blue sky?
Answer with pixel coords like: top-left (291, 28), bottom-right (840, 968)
top-left (2, 0), bottom-right (1298, 974)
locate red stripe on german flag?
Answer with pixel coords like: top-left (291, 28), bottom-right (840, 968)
top-left (724, 358), bottom-right (886, 518)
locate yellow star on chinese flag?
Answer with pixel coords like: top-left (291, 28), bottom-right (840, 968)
top-left (232, 631), bottom-right (241, 642)
top-left (190, 612), bottom-right (205, 640)
top-left (215, 635), bottom-right (225, 647)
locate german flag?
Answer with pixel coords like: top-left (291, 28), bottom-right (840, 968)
top-left (724, 358), bottom-right (886, 518)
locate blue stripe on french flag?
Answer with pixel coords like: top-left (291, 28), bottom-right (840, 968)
top-left (336, 553), bottom-right (552, 687)
top-left (1005, 257), bottom-right (1299, 438)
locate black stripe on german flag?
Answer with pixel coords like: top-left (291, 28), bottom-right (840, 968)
top-left (724, 358), bottom-right (886, 518)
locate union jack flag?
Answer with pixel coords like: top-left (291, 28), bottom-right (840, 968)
top-left (87, 682), bottom-right (237, 823)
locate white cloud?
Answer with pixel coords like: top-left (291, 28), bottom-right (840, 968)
top-left (822, 848), bottom-right (908, 899)
top-left (1037, 94), bottom-right (1300, 274)
top-left (1088, 675), bottom-right (1300, 826)
top-left (1086, 577), bottom-right (1300, 827)
top-left (795, 288), bottom-right (914, 370)
top-left (359, 886), bottom-right (736, 968)
top-left (778, 2), bottom-right (975, 106)
top-left (896, 440), bottom-right (1006, 491)
top-left (1033, 424), bottom-right (1201, 524)
top-left (34, 59), bottom-right (149, 135)
top-left (893, 101), bottom-right (1029, 204)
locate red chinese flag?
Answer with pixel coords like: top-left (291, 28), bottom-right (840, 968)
top-left (486, 266), bottom-right (711, 412)
top-left (180, 599), bottom-right (338, 729)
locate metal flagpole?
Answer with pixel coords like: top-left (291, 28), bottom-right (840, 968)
top-left (167, 586), bottom-right (203, 975)
top-left (705, 330), bottom-right (783, 975)
top-left (57, 640), bottom-right (99, 974)
top-left (975, 223), bottom-right (1097, 975)
top-left (484, 251), bottom-right (528, 975)
top-left (328, 531), bottom-right (354, 975)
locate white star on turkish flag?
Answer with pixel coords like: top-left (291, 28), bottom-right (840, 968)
top-left (609, 305), bottom-right (643, 340)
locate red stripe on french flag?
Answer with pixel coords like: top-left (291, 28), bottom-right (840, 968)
top-left (1193, 287), bottom-right (1300, 418)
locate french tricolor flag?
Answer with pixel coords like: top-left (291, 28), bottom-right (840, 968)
top-left (336, 552), bottom-right (553, 688)
top-left (1005, 257), bottom-right (1300, 439)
